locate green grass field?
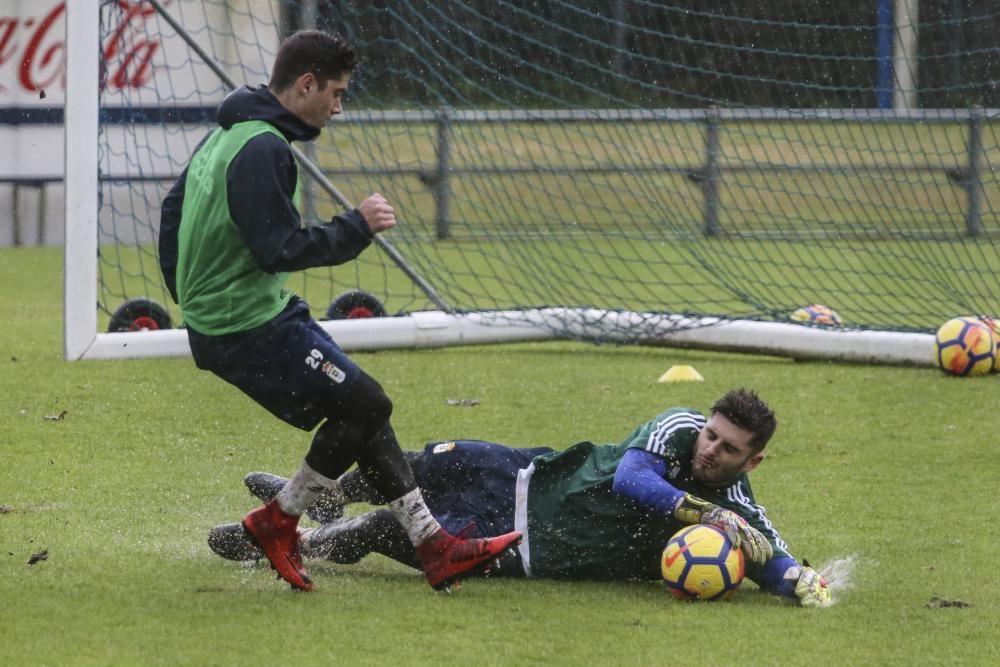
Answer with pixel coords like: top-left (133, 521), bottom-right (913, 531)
top-left (3, 246), bottom-right (1000, 666)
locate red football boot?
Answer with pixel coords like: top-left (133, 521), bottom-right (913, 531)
top-left (417, 527), bottom-right (522, 591)
top-left (242, 499), bottom-right (313, 591)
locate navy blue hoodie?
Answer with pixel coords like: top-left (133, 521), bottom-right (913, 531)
top-left (158, 84), bottom-right (372, 305)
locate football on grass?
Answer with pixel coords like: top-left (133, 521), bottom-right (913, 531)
top-left (935, 317), bottom-right (996, 377)
top-left (790, 303), bottom-right (842, 326)
top-left (661, 525), bottom-right (744, 601)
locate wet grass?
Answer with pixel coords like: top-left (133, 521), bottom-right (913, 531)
top-left (2, 246), bottom-right (999, 666)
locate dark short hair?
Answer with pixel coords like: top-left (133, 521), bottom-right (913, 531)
top-left (710, 388), bottom-right (777, 451)
top-left (268, 30), bottom-right (359, 93)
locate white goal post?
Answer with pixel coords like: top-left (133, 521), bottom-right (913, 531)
top-left (63, 0), bottom-right (937, 366)
top-left (63, 0), bottom-right (101, 361)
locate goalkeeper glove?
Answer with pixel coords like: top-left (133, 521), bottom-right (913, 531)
top-left (673, 493), bottom-right (773, 565)
top-left (785, 563), bottom-right (832, 608)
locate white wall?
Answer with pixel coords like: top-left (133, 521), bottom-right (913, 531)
top-left (0, 123), bottom-right (64, 245)
top-left (0, 182), bottom-right (63, 246)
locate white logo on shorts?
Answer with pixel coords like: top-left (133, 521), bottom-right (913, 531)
top-left (320, 360), bottom-right (346, 383)
top-left (432, 442), bottom-right (456, 454)
top-left (304, 348), bottom-right (345, 383)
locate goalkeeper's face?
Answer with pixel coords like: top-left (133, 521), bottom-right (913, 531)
top-left (691, 413), bottom-right (763, 486)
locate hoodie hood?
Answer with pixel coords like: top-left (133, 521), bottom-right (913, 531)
top-left (216, 84), bottom-right (321, 143)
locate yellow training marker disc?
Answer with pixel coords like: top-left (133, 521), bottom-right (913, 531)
top-left (658, 365), bottom-right (704, 383)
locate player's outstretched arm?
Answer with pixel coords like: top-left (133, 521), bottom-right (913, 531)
top-left (611, 448), bottom-right (683, 513)
top-left (613, 449), bottom-right (772, 565)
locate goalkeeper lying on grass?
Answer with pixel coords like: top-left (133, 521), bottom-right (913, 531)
top-left (210, 388), bottom-right (831, 607)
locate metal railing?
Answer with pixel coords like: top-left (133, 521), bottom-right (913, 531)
top-left (324, 106), bottom-right (997, 239)
top-left (6, 106), bottom-right (996, 245)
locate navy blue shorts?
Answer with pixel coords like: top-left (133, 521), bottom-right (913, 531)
top-left (187, 299), bottom-right (362, 431)
top-left (411, 439), bottom-right (553, 542)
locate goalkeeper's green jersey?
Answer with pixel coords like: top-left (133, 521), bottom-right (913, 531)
top-left (521, 407), bottom-right (790, 582)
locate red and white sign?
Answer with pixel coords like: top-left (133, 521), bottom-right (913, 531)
top-left (1, 0), bottom-right (163, 106)
top-left (1, 0), bottom-right (279, 182)
top-left (1, 0), bottom-right (275, 108)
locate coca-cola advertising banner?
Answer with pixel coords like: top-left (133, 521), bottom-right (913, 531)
top-left (0, 0), bottom-right (278, 113)
top-left (0, 0), bottom-right (280, 184)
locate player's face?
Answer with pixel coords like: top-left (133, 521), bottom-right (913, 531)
top-left (297, 72), bottom-right (350, 128)
top-left (691, 413), bottom-right (763, 486)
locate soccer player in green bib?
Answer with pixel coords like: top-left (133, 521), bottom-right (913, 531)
top-left (209, 388), bottom-right (831, 607)
top-left (159, 29), bottom-right (520, 592)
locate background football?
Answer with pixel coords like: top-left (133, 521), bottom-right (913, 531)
top-left (661, 525), bottom-right (745, 601)
top-left (977, 316), bottom-right (1000, 371)
top-left (935, 317), bottom-right (996, 376)
top-left (790, 303), bottom-right (842, 326)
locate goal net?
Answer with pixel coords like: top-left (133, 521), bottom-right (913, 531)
top-left (65, 0), bottom-right (1000, 363)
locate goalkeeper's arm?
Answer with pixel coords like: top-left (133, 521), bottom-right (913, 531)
top-left (611, 447), bottom-right (685, 514)
top-left (747, 556), bottom-right (832, 607)
top-left (613, 451), bottom-right (828, 606)
top-left (613, 449), bottom-right (772, 565)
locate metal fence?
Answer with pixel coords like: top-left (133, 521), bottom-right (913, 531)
top-left (5, 106), bottom-right (997, 246)
top-left (322, 107), bottom-right (999, 239)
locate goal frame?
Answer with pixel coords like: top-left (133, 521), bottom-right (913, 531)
top-left (62, 0), bottom-right (935, 366)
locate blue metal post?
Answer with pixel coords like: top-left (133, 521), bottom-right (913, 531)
top-left (876, 0), bottom-right (893, 109)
